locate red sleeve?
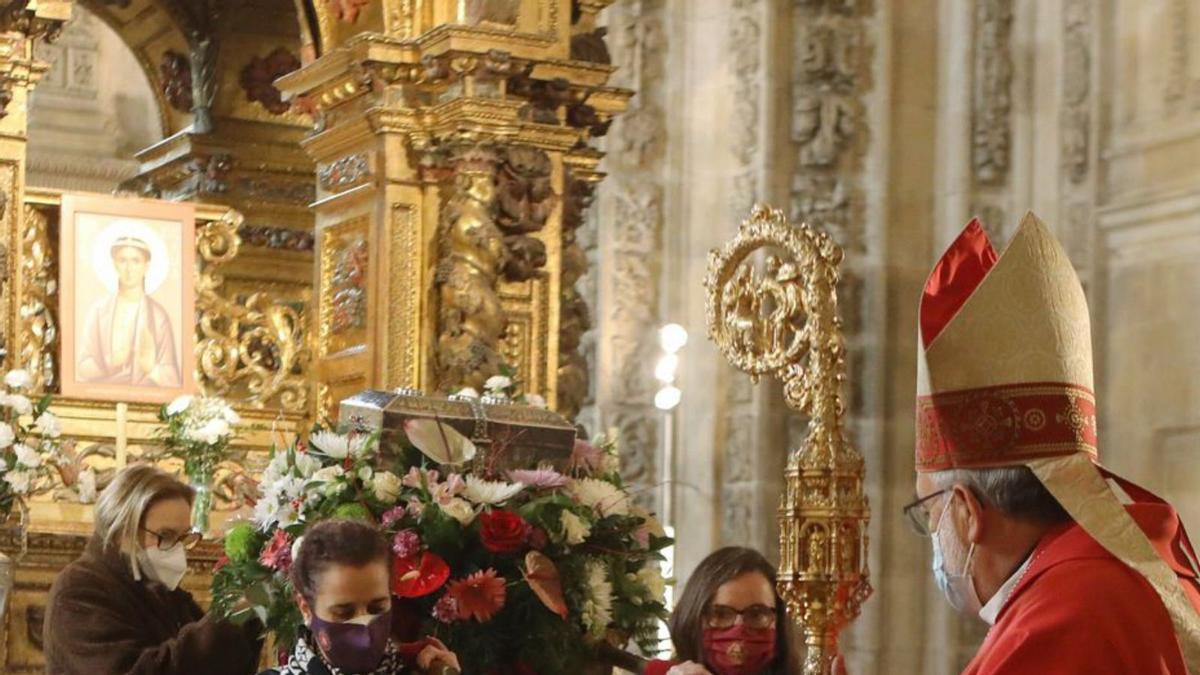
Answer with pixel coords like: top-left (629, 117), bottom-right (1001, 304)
top-left (644, 659), bottom-right (676, 675)
top-left (966, 559), bottom-right (1187, 675)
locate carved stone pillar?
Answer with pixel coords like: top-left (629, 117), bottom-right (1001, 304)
top-left (0, 1), bottom-right (70, 370)
top-left (278, 0), bottom-right (628, 418)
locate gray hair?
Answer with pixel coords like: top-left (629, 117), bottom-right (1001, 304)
top-left (930, 465), bottom-right (1069, 525)
top-left (94, 463), bottom-right (194, 559)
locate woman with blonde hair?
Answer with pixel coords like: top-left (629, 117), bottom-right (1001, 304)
top-left (43, 462), bottom-right (262, 674)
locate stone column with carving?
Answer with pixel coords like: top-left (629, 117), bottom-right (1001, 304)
top-left (0, 1), bottom-right (70, 372)
top-left (277, 0), bottom-right (629, 418)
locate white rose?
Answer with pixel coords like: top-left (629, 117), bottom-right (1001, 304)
top-left (34, 413), bottom-right (61, 439)
top-left (166, 395), bottom-right (193, 416)
top-left (371, 471), bottom-right (403, 502)
top-left (439, 497), bottom-right (476, 526)
top-left (77, 468), bottom-right (97, 503)
top-left (310, 465), bottom-right (345, 483)
top-left (5, 470), bottom-right (32, 494)
top-left (6, 394), bottom-right (31, 417)
top-left (358, 466), bottom-right (374, 482)
top-left (523, 393), bottom-right (547, 409)
top-left (0, 423), bottom-right (15, 450)
top-left (484, 375), bottom-right (512, 393)
top-left (4, 370), bottom-right (31, 390)
top-left (13, 443), bottom-right (41, 468)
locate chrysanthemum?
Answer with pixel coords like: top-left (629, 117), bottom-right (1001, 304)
top-left (463, 476), bottom-right (525, 505)
top-left (308, 430), bottom-right (369, 459)
top-left (569, 478), bottom-right (630, 517)
top-left (580, 560), bottom-right (613, 637)
top-left (446, 568), bottom-right (507, 622)
top-left (507, 465), bottom-right (569, 490)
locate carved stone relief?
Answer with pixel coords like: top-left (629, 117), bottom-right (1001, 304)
top-left (160, 50), bottom-right (192, 113)
top-left (971, 0), bottom-right (1013, 186)
top-left (239, 47), bottom-right (301, 115)
top-left (1061, 0), bottom-right (1091, 185)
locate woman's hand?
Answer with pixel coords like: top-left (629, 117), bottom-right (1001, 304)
top-left (416, 636), bottom-right (460, 672)
top-left (666, 662), bottom-right (713, 675)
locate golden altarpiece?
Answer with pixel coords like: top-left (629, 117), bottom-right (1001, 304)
top-left (0, 0), bottom-right (627, 671)
top-left (0, 2), bottom-right (872, 673)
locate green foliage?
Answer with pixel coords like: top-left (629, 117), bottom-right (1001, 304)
top-left (224, 522), bottom-right (264, 563)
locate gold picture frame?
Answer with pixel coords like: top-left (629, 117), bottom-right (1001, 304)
top-left (58, 193), bottom-right (197, 404)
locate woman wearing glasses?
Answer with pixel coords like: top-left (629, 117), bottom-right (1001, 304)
top-left (43, 463), bottom-right (263, 674)
top-left (645, 547), bottom-right (799, 675)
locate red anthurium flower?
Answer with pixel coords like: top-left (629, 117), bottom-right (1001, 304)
top-left (392, 551), bottom-right (450, 598)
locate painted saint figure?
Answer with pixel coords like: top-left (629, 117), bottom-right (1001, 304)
top-left (77, 236), bottom-right (180, 387)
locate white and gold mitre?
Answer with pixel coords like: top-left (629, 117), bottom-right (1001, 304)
top-left (916, 212), bottom-right (1200, 670)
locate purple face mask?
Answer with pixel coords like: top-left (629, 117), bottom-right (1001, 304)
top-left (309, 610), bottom-right (391, 674)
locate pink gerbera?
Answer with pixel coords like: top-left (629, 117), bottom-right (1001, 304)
top-left (259, 529), bottom-right (293, 572)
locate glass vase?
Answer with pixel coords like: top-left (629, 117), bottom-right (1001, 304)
top-left (188, 467), bottom-right (214, 538)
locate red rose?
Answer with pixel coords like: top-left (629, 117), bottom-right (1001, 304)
top-left (479, 510), bottom-right (530, 554)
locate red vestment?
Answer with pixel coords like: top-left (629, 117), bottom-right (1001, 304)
top-left (965, 503), bottom-right (1200, 675)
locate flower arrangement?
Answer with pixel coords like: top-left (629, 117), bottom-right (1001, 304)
top-left (212, 423), bottom-right (670, 673)
top-left (453, 366), bottom-right (548, 409)
top-left (157, 395), bottom-right (239, 534)
top-left (0, 369), bottom-right (69, 520)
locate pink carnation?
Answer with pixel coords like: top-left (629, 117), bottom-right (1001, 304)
top-left (392, 529), bottom-right (422, 559)
top-left (382, 506), bottom-right (407, 528)
top-left (432, 593), bottom-right (459, 623)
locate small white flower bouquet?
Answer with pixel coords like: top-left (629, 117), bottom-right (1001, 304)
top-left (0, 370), bottom-right (67, 519)
top-left (158, 395), bottom-right (240, 534)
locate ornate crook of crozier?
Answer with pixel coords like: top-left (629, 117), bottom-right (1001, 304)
top-left (704, 204), bottom-right (872, 675)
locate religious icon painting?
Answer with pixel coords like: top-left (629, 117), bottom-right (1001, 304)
top-left (59, 193), bottom-right (197, 404)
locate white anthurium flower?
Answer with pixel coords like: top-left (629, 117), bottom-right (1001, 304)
top-left (463, 476), bottom-right (525, 505)
top-left (439, 497), bottom-right (477, 526)
top-left (309, 431), bottom-right (368, 460)
top-left (34, 412), bottom-right (62, 439)
top-left (166, 395), bottom-right (193, 416)
top-left (484, 375), bottom-right (512, 393)
top-left (371, 471), bottom-right (403, 502)
top-left (4, 370), bottom-right (31, 390)
top-left (77, 469), bottom-right (98, 503)
top-left (13, 443), bottom-right (41, 468)
top-left (5, 470), bottom-right (32, 494)
top-left (0, 422), bottom-right (15, 449)
top-left (6, 394), bottom-right (32, 417)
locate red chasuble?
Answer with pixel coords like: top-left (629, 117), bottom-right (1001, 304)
top-left (965, 503), bottom-right (1200, 675)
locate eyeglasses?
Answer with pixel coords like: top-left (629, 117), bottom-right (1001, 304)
top-left (704, 604), bottom-right (777, 630)
top-left (902, 489), bottom-right (947, 537)
top-left (141, 527), bottom-right (202, 551)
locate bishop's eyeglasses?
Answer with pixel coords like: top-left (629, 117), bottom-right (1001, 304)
top-left (902, 489), bottom-right (947, 537)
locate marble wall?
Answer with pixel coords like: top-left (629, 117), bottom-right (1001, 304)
top-left (591, 0), bottom-right (1200, 671)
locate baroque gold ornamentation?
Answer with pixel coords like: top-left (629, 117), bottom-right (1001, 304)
top-left (705, 204), bottom-right (870, 675)
top-left (435, 144), bottom-right (507, 392)
top-left (17, 204), bottom-right (56, 391)
top-left (196, 210), bottom-right (310, 412)
top-left (556, 168), bottom-right (596, 419)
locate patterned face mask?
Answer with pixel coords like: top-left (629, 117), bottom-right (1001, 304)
top-left (309, 610), bottom-right (392, 673)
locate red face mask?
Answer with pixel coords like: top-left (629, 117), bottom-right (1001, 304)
top-left (702, 624), bottom-right (777, 675)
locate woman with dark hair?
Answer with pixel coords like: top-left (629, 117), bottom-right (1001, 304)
top-left (260, 519), bottom-right (459, 675)
top-left (645, 546), bottom-right (799, 675)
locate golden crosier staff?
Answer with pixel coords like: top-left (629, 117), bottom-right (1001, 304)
top-left (704, 205), bottom-right (871, 675)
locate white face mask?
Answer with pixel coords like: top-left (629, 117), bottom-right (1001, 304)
top-left (930, 492), bottom-right (982, 615)
top-left (137, 543), bottom-right (188, 591)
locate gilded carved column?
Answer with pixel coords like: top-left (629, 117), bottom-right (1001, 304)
top-left (0, 1), bottom-right (70, 372)
top-left (279, 0), bottom-right (629, 418)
